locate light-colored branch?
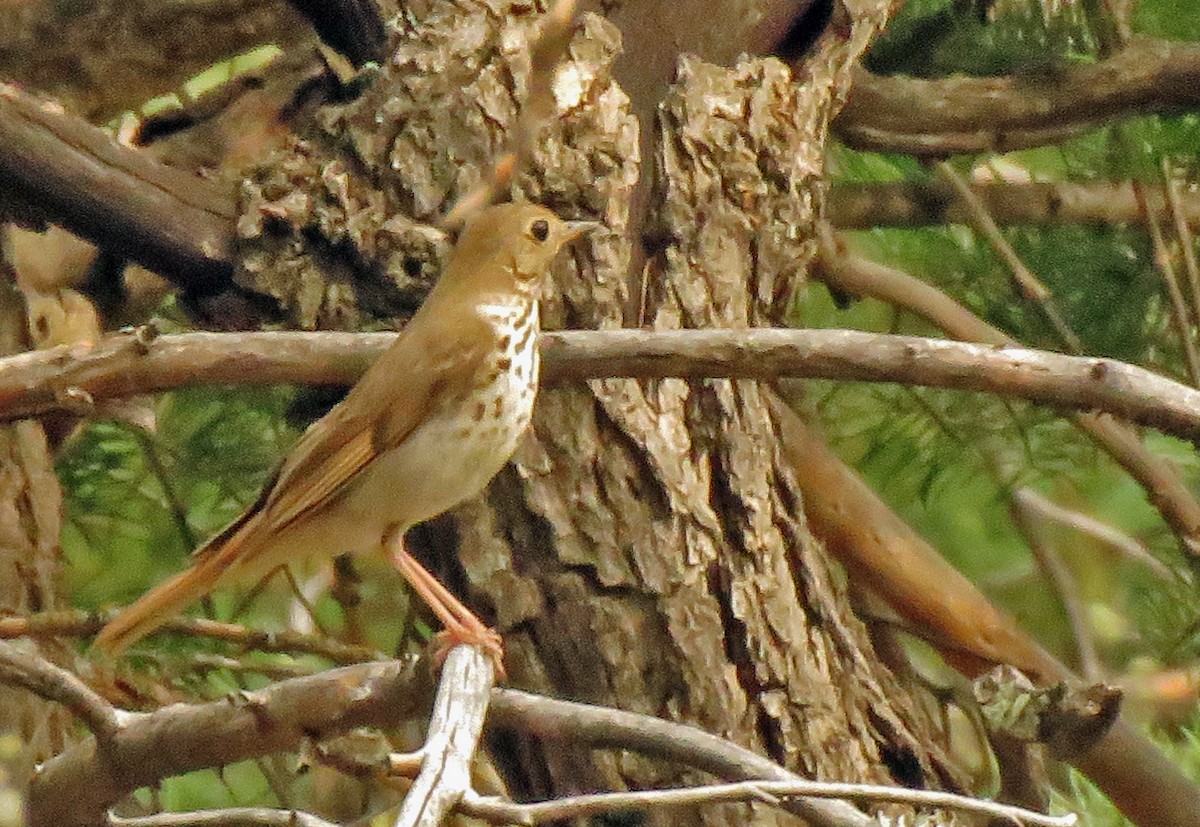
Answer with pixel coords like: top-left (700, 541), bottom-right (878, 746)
top-left (394, 646), bottom-right (494, 827)
top-left (1012, 488), bottom-right (1175, 582)
top-left (487, 689), bottom-right (873, 827)
top-left (0, 640), bottom-right (124, 742)
top-left (1010, 494), bottom-right (1103, 681)
top-left (461, 779), bottom-right (1076, 827)
top-left (3, 328), bottom-right (1200, 443)
top-left (110, 808), bottom-right (338, 827)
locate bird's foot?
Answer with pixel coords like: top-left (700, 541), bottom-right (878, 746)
top-left (431, 625), bottom-right (505, 680)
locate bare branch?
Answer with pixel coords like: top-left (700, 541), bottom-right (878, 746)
top-left (837, 36), bottom-right (1200, 156)
top-left (394, 646), bottom-right (494, 827)
top-left (462, 779), bottom-right (1076, 827)
top-left (110, 808), bottom-right (338, 827)
top-left (4, 328), bottom-right (1200, 443)
top-left (0, 609), bottom-right (383, 665)
top-left (28, 659), bottom-right (434, 827)
top-left (827, 181), bottom-right (1200, 230)
top-left (487, 689), bottom-right (873, 827)
top-left (0, 83), bottom-right (235, 292)
top-left (1012, 489), bottom-right (1175, 582)
top-left (0, 640), bottom-right (123, 741)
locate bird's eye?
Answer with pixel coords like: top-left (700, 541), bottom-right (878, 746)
top-left (529, 219), bottom-right (550, 242)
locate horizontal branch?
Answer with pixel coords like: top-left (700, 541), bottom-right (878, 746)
top-left (828, 181), bottom-right (1199, 230)
top-left (836, 36), bottom-right (1200, 156)
top-left (110, 808), bottom-right (339, 827)
top-left (3, 328), bottom-right (1200, 443)
top-left (463, 779), bottom-right (1075, 827)
top-left (0, 609), bottom-right (383, 664)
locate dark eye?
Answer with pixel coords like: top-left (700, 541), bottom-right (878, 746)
top-left (530, 219), bottom-right (550, 242)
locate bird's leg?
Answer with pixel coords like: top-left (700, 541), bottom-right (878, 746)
top-left (386, 529), bottom-right (505, 678)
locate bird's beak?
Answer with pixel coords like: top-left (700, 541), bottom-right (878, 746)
top-left (563, 220), bottom-right (602, 243)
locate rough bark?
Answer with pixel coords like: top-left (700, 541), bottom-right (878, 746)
top-left (232, 1), bottom-right (967, 824)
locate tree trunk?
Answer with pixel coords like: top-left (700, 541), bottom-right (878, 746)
top-left (234, 1), bottom-right (968, 823)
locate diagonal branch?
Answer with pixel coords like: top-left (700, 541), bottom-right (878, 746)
top-left (0, 83), bottom-right (235, 292)
top-left (3, 328), bottom-right (1200, 442)
top-left (0, 640), bottom-right (124, 742)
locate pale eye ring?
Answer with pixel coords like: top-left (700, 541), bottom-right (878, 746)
top-left (530, 219), bottom-right (550, 242)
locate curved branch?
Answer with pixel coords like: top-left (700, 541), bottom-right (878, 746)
top-left (837, 36), bottom-right (1200, 156)
top-left (0, 641), bottom-right (123, 742)
top-left (2, 328), bottom-right (1200, 443)
top-left (29, 659), bottom-right (435, 827)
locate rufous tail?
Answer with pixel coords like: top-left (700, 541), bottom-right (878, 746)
top-left (92, 563), bottom-right (222, 655)
top-left (93, 515), bottom-right (256, 655)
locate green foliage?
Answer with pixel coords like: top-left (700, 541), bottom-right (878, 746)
top-left (866, 0), bottom-right (1101, 77)
top-left (58, 387), bottom-right (298, 609)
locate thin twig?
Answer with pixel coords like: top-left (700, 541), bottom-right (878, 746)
top-left (1161, 160), bottom-right (1200, 329)
top-left (935, 161), bottom-right (1084, 353)
top-left (0, 640), bottom-right (125, 741)
top-left (1135, 180), bottom-right (1200, 386)
top-left (460, 779), bottom-right (1076, 827)
top-left (440, 0), bottom-right (580, 228)
top-left (0, 609), bottom-right (382, 664)
top-left (109, 807), bottom-right (339, 827)
top-left (1010, 493), bottom-right (1103, 681)
top-left (1013, 488), bottom-right (1176, 582)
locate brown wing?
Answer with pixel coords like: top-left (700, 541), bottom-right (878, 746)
top-left (238, 310), bottom-right (494, 540)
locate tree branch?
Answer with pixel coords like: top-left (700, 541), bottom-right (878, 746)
top-left (487, 689), bottom-right (873, 827)
top-left (394, 646), bottom-right (494, 827)
top-left (461, 779), bottom-right (1075, 827)
top-left (0, 609), bottom-right (383, 665)
top-left (0, 83), bottom-right (235, 292)
top-left (28, 659), bottom-right (434, 827)
top-left (836, 36), bottom-right (1200, 156)
top-left (0, 640), bottom-right (124, 742)
top-left (110, 809), bottom-right (339, 827)
top-left (3, 328), bottom-right (1200, 443)
top-left (827, 181), bottom-right (1200, 230)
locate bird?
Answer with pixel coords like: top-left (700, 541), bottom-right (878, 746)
top-left (94, 203), bottom-right (597, 670)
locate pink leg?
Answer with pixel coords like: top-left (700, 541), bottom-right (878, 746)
top-left (387, 531), bottom-right (505, 678)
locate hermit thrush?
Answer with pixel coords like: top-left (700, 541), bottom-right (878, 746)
top-left (94, 203), bottom-right (596, 669)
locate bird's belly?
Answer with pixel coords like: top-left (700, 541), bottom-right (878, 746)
top-left (339, 380), bottom-right (536, 540)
